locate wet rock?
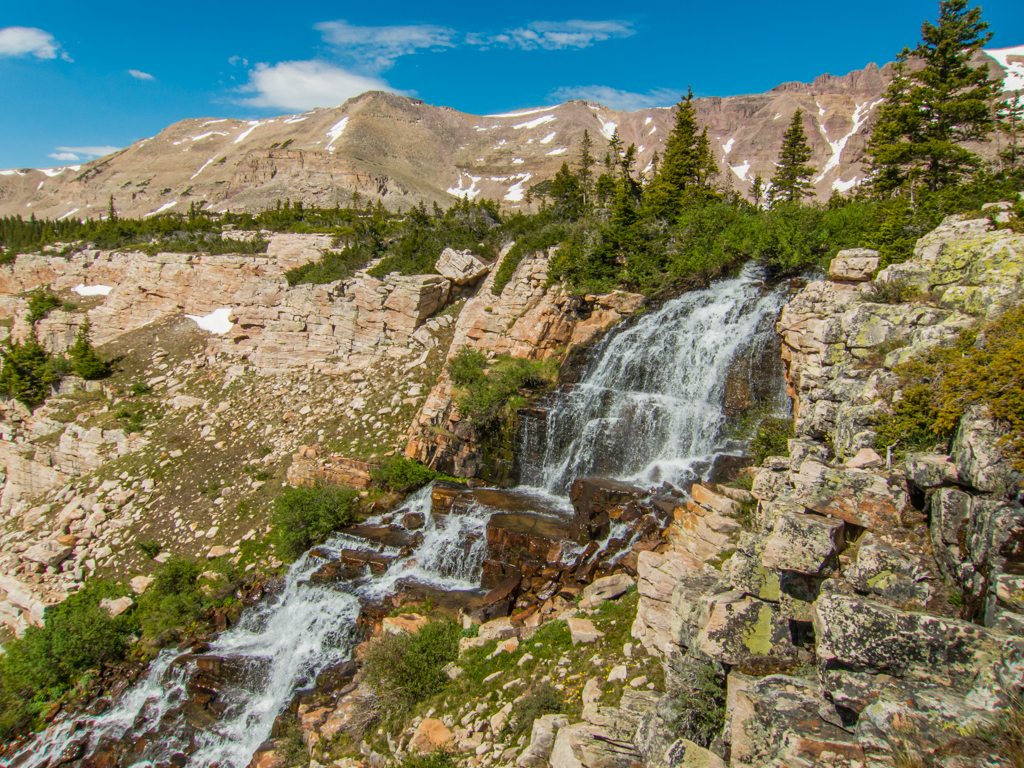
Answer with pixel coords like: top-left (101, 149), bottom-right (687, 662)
top-left (402, 511), bottom-right (425, 530)
top-left (569, 477), bottom-right (648, 541)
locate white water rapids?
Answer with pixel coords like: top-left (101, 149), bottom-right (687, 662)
top-left (7, 266), bottom-right (787, 768)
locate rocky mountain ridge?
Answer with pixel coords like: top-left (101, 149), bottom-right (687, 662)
top-left (1, 48), bottom-right (1019, 220)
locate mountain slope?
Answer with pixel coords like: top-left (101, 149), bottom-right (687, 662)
top-left (0, 49), bottom-right (1018, 220)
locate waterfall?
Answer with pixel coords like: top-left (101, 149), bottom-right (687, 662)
top-left (520, 265), bottom-right (786, 495)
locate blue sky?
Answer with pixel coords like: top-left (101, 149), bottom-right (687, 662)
top-left (2, 0), bottom-right (1022, 170)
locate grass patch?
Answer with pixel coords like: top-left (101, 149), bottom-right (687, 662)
top-left (448, 348), bottom-right (557, 427)
top-left (750, 417), bottom-right (794, 466)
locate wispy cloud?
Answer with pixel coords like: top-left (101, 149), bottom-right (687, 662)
top-left (128, 69), bottom-right (154, 81)
top-left (237, 60), bottom-right (400, 111)
top-left (228, 55), bottom-right (248, 67)
top-left (0, 26), bottom-right (72, 61)
top-left (472, 20), bottom-right (635, 51)
top-left (315, 20), bottom-right (456, 73)
top-left (55, 145), bottom-right (120, 159)
top-left (48, 151), bottom-right (80, 162)
top-left (548, 85), bottom-right (679, 111)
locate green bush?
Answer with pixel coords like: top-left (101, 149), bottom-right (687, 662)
top-left (26, 288), bottom-right (61, 324)
top-left (370, 456), bottom-right (438, 493)
top-left (137, 555), bottom-right (206, 639)
top-left (401, 750), bottom-right (458, 768)
top-left (449, 351), bottom-right (557, 427)
top-left (130, 381), bottom-right (152, 396)
top-left (68, 321), bottom-right (110, 380)
top-left (750, 418), bottom-right (794, 466)
top-left (0, 332), bottom-right (66, 408)
top-left (659, 662), bottom-right (726, 748)
top-left (270, 485), bottom-right (360, 562)
top-left (361, 619), bottom-right (460, 714)
top-left (284, 245), bottom-right (374, 286)
top-left (505, 682), bottom-right (563, 740)
top-left (0, 581), bottom-right (135, 740)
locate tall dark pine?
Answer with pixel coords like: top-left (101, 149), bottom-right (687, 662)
top-left (645, 87), bottom-right (718, 220)
top-left (771, 109), bottom-right (815, 204)
top-left (997, 91), bottom-right (1023, 171)
top-left (867, 0), bottom-right (997, 194)
top-left (577, 130), bottom-right (596, 206)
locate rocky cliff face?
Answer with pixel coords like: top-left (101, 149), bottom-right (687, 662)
top-left (1, 51), bottom-right (1016, 219)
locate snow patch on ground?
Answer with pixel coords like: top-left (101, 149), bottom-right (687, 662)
top-left (191, 131), bottom-right (228, 141)
top-left (645, 116), bottom-right (652, 125)
top-left (648, 126), bottom-right (657, 135)
top-left (36, 181), bottom-right (44, 190)
top-left (513, 114), bottom-right (557, 130)
top-left (145, 201), bottom-right (178, 217)
top-left (283, 115), bottom-right (309, 125)
top-left (201, 119), bottom-right (228, 126)
top-left (512, 158), bottom-right (524, 164)
top-left (722, 138), bottom-right (735, 155)
top-left (447, 173), bottom-right (482, 200)
top-left (730, 161), bottom-right (751, 181)
top-left (540, 131), bottom-right (557, 144)
top-left (504, 173), bottom-right (533, 202)
top-left (599, 118), bottom-right (617, 140)
top-left (191, 157), bottom-right (218, 180)
top-left (0, 170), bottom-right (25, 176)
top-left (326, 117), bottom-right (349, 150)
top-left (40, 168), bottom-right (69, 177)
top-left (72, 284), bottom-right (113, 296)
top-left (486, 105), bottom-right (560, 118)
top-left (234, 121), bottom-right (266, 144)
top-left (986, 45), bottom-right (1024, 92)
top-left (546, 148), bottom-right (568, 156)
top-left (833, 176), bottom-right (860, 193)
top-left (186, 308), bottom-right (233, 335)
top-left (58, 208), bottom-right (79, 221)
top-left (814, 101), bottom-right (877, 183)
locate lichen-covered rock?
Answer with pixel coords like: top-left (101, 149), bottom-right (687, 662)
top-left (632, 549), bottom-right (705, 656)
top-left (696, 591), bottom-right (795, 672)
top-left (516, 714), bottom-right (569, 768)
top-left (761, 511), bottom-right (844, 575)
top-left (790, 461), bottom-right (909, 532)
top-left (843, 536), bottom-right (932, 607)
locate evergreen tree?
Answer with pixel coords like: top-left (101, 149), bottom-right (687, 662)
top-left (106, 195), bottom-right (117, 223)
top-left (577, 130), bottom-right (596, 206)
top-left (607, 130), bottom-right (624, 176)
top-left (997, 90), bottom-right (1024, 170)
top-left (644, 87), bottom-right (719, 220)
top-left (0, 332), bottom-right (61, 408)
top-left (550, 162), bottom-right (585, 221)
top-left (68, 321), bottom-right (109, 380)
top-left (771, 109), bottom-right (816, 204)
top-left (867, 0), bottom-right (998, 194)
top-left (750, 174), bottom-right (765, 208)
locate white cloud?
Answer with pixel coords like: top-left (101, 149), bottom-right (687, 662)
top-left (315, 20), bottom-right (456, 73)
top-left (48, 151), bottom-right (80, 162)
top-left (472, 20), bottom-right (635, 50)
top-left (55, 145), bottom-right (121, 158)
top-left (548, 85), bottom-right (679, 111)
top-left (228, 55), bottom-right (248, 67)
top-left (238, 60), bottom-right (397, 111)
top-left (128, 69), bottom-right (154, 80)
top-left (0, 26), bottom-right (71, 61)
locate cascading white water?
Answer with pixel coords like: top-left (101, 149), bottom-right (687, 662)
top-left (9, 485), bottom-right (495, 768)
top-left (521, 265), bottom-right (786, 495)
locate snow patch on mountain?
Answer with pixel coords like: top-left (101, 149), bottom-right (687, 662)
top-left (722, 138), bottom-right (735, 155)
top-left (599, 118), bottom-right (617, 140)
top-left (234, 121), bottom-right (267, 144)
top-left (447, 173), bottom-right (482, 201)
top-left (986, 45), bottom-right (1024, 92)
top-left (833, 176), bottom-right (860, 193)
top-left (814, 100), bottom-right (878, 183)
top-left (513, 115), bottom-right (557, 130)
top-left (486, 105), bottom-right (560, 118)
top-left (504, 173), bottom-right (533, 202)
top-left (72, 284), bottom-right (113, 296)
top-left (546, 148), bottom-right (568, 156)
top-left (186, 308), bottom-right (233, 335)
top-left (145, 201), bottom-right (177, 217)
top-left (191, 157), bottom-right (218, 180)
top-left (730, 161), bottom-right (751, 181)
top-left (326, 117), bottom-right (349, 151)
top-left (540, 132), bottom-right (557, 144)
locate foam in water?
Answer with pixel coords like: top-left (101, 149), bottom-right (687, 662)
top-left (521, 265), bottom-right (786, 495)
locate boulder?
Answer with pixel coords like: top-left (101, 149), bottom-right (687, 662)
top-left (382, 613), bottom-right (429, 635)
top-left (905, 453), bottom-right (959, 489)
top-left (99, 597), bottom-right (134, 617)
top-left (579, 574), bottom-right (634, 610)
top-left (760, 511), bottom-right (845, 576)
top-left (130, 575), bottom-right (154, 594)
top-left (691, 484), bottom-right (740, 516)
top-left (828, 249), bottom-right (880, 282)
top-left (632, 549), bottom-right (707, 656)
top-left (409, 718), bottom-right (452, 752)
top-left (790, 461), bottom-right (909, 532)
top-left (22, 541), bottom-right (73, 567)
top-left (696, 591), bottom-right (795, 672)
top-left (845, 447), bottom-right (882, 470)
top-left (435, 248), bottom-right (491, 285)
top-left (567, 617), bottom-right (605, 645)
top-left (843, 536), bottom-right (931, 606)
top-left (549, 723), bottom-right (642, 768)
top-left (516, 714), bottom-right (569, 768)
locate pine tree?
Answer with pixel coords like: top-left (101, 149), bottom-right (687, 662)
top-left (607, 130), bottom-right (624, 176)
top-left (997, 90), bottom-right (1024, 171)
top-left (644, 88), bottom-right (719, 219)
top-left (867, 0), bottom-right (998, 194)
top-left (106, 195), bottom-right (117, 223)
top-left (750, 174), bottom-right (765, 208)
top-left (577, 130), bottom-right (596, 206)
top-left (68, 321), bottom-right (110, 380)
top-left (550, 162), bottom-right (585, 221)
top-left (771, 109), bottom-right (816, 204)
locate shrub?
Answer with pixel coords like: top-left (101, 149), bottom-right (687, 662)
top-left (449, 352), bottom-right (557, 427)
top-left (361, 619), bottom-right (460, 714)
top-left (137, 555), bottom-right (206, 639)
top-left (371, 456), bottom-right (438, 493)
top-left (138, 540), bottom-right (162, 559)
top-left (750, 417), bottom-right (794, 465)
top-left (26, 288), bottom-right (61, 324)
top-left (0, 332), bottom-right (66, 408)
top-left (402, 751), bottom-right (458, 768)
top-left (658, 661), bottom-right (726, 748)
top-left (68, 321), bottom-right (110, 380)
top-left (270, 485), bottom-right (360, 562)
top-left (861, 278), bottom-right (921, 304)
top-left (505, 682), bottom-right (563, 740)
top-left (130, 381), bottom-right (152, 396)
